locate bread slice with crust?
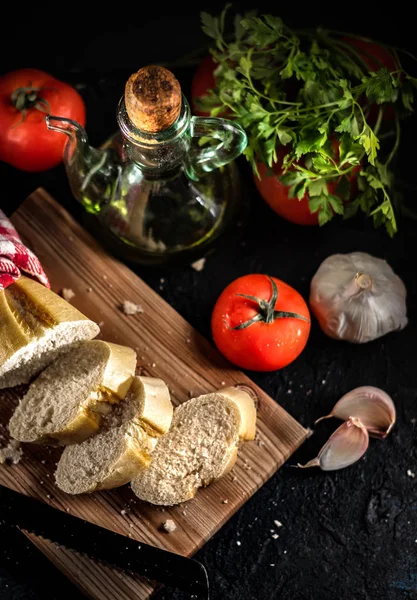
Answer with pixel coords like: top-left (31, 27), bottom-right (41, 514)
top-left (55, 376), bottom-right (173, 494)
top-left (9, 340), bottom-right (137, 445)
top-left (0, 276), bottom-right (100, 389)
top-left (131, 386), bottom-right (257, 506)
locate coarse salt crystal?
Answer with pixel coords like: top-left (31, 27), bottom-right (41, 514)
top-left (120, 301), bottom-right (144, 316)
top-left (162, 519), bottom-right (177, 533)
top-left (61, 288), bottom-right (75, 302)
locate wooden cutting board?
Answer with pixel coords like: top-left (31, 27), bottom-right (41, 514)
top-left (0, 189), bottom-right (308, 599)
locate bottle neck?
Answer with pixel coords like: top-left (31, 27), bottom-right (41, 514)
top-left (117, 95), bottom-right (191, 175)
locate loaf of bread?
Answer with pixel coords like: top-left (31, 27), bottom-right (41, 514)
top-left (131, 386), bottom-right (257, 506)
top-left (0, 276), bottom-right (100, 389)
top-left (55, 376), bottom-right (173, 493)
top-left (9, 340), bottom-right (137, 445)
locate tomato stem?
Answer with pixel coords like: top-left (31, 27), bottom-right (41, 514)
top-left (10, 82), bottom-right (51, 127)
top-left (233, 276), bottom-right (309, 330)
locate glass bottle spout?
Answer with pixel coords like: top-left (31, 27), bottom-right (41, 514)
top-left (46, 115), bottom-right (115, 214)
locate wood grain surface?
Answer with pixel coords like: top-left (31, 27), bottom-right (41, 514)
top-left (0, 189), bottom-right (308, 599)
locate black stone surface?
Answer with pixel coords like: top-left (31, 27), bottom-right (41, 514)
top-left (1, 3), bottom-right (417, 599)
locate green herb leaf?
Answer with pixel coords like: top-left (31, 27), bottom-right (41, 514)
top-left (199, 8), bottom-right (415, 235)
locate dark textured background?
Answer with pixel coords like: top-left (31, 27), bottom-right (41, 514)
top-left (1, 2), bottom-right (417, 599)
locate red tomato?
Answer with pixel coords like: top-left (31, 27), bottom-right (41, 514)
top-left (191, 55), bottom-right (217, 116)
top-left (342, 37), bottom-right (398, 123)
top-left (212, 274), bottom-right (311, 371)
top-left (0, 68), bottom-right (86, 172)
top-left (255, 145), bottom-right (360, 226)
top-left (255, 162), bottom-right (319, 226)
top-left (342, 36), bottom-right (397, 73)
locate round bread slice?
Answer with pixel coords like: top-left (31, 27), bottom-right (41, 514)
top-left (131, 387), bottom-right (257, 506)
top-left (0, 276), bottom-right (100, 389)
top-left (55, 376), bottom-right (173, 494)
top-left (8, 340), bottom-right (137, 445)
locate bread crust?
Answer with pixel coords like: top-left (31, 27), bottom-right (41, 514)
top-left (95, 439), bottom-right (151, 491)
top-left (0, 276), bottom-right (99, 378)
top-left (218, 386), bottom-right (257, 441)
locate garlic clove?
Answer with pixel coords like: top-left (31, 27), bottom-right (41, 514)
top-left (315, 386), bottom-right (395, 439)
top-left (298, 417), bottom-right (369, 471)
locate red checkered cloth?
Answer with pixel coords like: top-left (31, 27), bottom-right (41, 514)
top-left (0, 209), bottom-right (50, 292)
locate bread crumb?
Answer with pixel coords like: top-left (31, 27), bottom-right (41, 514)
top-left (98, 321), bottom-right (105, 328)
top-left (152, 363), bottom-right (156, 368)
top-left (191, 258), bottom-right (206, 272)
top-left (103, 275), bottom-right (107, 280)
top-left (182, 511), bottom-right (187, 516)
top-left (66, 508), bottom-right (70, 513)
top-left (407, 469), bottom-right (415, 478)
top-left (160, 278), bottom-right (165, 283)
top-left (121, 509), bottom-right (127, 516)
top-left (120, 301), bottom-right (144, 316)
top-left (61, 288), bottom-right (75, 302)
top-left (86, 287), bottom-right (93, 293)
top-left (221, 499), bottom-right (229, 504)
top-left (0, 439), bottom-right (22, 465)
top-left (274, 520), bottom-right (283, 528)
top-left (130, 523), bottom-right (134, 528)
top-left (162, 519), bottom-right (177, 533)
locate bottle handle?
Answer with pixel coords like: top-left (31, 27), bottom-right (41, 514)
top-left (186, 116), bottom-right (247, 181)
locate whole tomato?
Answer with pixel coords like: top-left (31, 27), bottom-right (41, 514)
top-left (341, 36), bottom-right (397, 73)
top-left (342, 37), bottom-right (398, 123)
top-left (191, 55), bottom-right (217, 116)
top-left (255, 146), bottom-right (360, 226)
top-left (211, 274), bottom-right (311, 371)
top-left (0, 68), bottom-right (86, 172)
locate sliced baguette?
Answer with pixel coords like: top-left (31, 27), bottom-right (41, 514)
top-left (0, 276), bottom-right (100, 389)
top-left (131, 386), bottom-right (257, 506)
top-left (55, 376), bottom-right (173, 494)
top-left (9, 340), bottom-right (137, 445)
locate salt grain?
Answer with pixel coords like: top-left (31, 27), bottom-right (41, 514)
top-left (407, 469), bottom-right (415, 478)
top-left (191, 258), bottom-right (206, 272)
top-left (121, 509), bottom-right (127, 516)
top-left (120, 301), bottom-right (144, 316)
top-left (61, 288), bottom-right (75, 302)
top-left (162, 519), bottom-right (177, 533)
top-left (274, 520), bottom-right (283, 528)
top-left (272, 534), bottom-right (279, 540)
top-left (236, 541), bottom-right (241, 546)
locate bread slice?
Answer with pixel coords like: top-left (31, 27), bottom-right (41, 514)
top-left (55, 376), bottom-right (173, 494)
top-left (131, 386), bottom-right (257, 506)
top-left (9, 340), bottom-right (137, 445)
top-left (0, 276), bottom-right (100, 389)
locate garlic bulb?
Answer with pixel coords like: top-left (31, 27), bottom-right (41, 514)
top-left (309, 252), bottom-right (408, 343)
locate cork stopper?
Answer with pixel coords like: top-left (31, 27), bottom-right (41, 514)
top-left (124, 66), bottom-right (182, 133)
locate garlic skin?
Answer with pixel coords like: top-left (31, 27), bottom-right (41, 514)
top-left (309, 252), bottom-right (408, 343)
top-left (315, 386), bottom-right (395, 439)
top-left (299, 417), bottom-right (369, 471)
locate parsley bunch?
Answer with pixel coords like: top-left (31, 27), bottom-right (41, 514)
top-left (198, 6), bottom-right (417, 235)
